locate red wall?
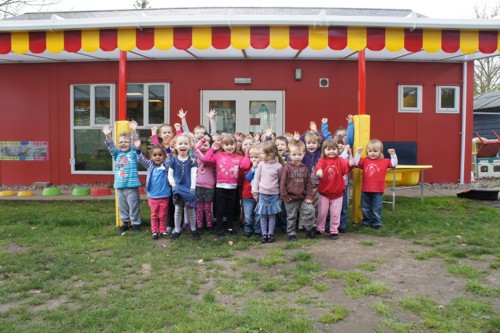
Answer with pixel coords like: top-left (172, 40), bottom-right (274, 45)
top-left (0, 59), bottom-right (471, 185)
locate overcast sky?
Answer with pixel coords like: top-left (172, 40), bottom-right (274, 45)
top-left (36, 0), bottom-right (499, 19)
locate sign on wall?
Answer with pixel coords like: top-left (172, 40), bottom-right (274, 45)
top-left (0, 141), bottom-right (48, 161)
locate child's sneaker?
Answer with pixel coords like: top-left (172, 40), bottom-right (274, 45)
top-left (132, 224), bottom-right (141, 232)
top-left (288, 235), bottom-right (297, 242)
top-left (171, 232), bottom-right (180, 241)
top-left (118, 224), bottom-right (129, 233)
top-left (261, 235), bottom-right (268, 243)
top-left (267, 234), bottom-right (275, 243)
top-left (192, 230), bottom-right (201, 240)
top-left (161, 232), bottom-right (170, 238)
top-left (152, 232), bottom-right (159, 240)
top-left (305, 230), bottom-right (316, 239)
top-left (228, 229), bottom-right (238, 236)
top-left (329, 233), bottom-right (339, 240)
top-left (372, 224), bottom-right (382, 230)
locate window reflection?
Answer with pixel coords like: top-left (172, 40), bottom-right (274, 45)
top-left (210, 100), bottom-right (236, 133)
top-left (249, 101), bottom-right (276, 134)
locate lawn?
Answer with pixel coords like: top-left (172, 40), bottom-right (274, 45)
top-left (0, 197), bottom-right (498, 332)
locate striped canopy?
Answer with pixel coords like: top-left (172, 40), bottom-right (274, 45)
top-left (1, 26), bottom-right (498, 55)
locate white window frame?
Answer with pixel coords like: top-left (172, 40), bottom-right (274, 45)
top-left (70, 83), bottom-right (170, 175)
top-left (127, 83), bottom-right (170, 128)
top-left (398, 85), bottom-right (423, 113)
top-left (436, 85), bottom-right (460, 114)
top-left (71, 84), bottom-right (115, 175)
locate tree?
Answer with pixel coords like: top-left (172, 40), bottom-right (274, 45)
top-left (0, 0), bottom-right (60, 19)
top-left (133, 0), bottom-right (151, 9)
top-left (473, 1), bottom-right (500, 95)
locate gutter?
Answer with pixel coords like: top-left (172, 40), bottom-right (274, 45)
top-left (0, 14), bottom-right (499, 32)
top-left (460, 61), bottom-right (467, 184)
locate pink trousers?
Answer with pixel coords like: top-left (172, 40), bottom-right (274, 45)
top-left (316, 194), bottom-right (343, 234)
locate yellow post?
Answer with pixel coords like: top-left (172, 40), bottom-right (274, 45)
top-left (114, 120), bottom-right (131, 227)
top-left (351, 115), bottom-right (371, 224)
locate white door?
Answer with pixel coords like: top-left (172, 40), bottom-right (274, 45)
top-left (201, 90), bottom-right (284, 135)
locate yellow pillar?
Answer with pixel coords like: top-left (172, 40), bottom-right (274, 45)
top-left (114, 120), bottom-right (131, 227)
top-left (351, 115), bottom-right (370, 224)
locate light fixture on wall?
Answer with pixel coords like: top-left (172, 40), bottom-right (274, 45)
top-left (294, 68), bottom-right (302, 81)
top-left (234, 77), bottom-right (252, 84)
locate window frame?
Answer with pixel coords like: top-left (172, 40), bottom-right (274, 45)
top-left (398, 85), bottom-right (423, 113)
top-left (436, 85), bottom-right (460, 114)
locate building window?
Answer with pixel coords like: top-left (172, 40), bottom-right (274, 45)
top-left (71, 83), bottom-right (170, 174)
top-left (398, 85), bottom-right (422, 113)
top-left (436, 86), bottom-right (460, 114)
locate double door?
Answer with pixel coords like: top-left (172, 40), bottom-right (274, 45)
top-left (201, 90), bottom-right (284, 135)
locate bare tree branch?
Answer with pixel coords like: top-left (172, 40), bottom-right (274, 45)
top-left (0, 0), bottom-right (60, 19)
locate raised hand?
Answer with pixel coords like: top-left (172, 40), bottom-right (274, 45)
top-left (129, 120), bottom-right (138, 131)
top-left (177, 108), bottom-right (187, 119)
top-left (346, 114), bottom-right (353, 123)
top-left (293, 131), bottom-right (300, 140)
top-left (151, 126), bottom-right (158, 136)
top-left (207, 109), bottom-right (217, 119)
top-left (102, 125), bottom-right (112, 136)
top-left (212, 141), bottom-right (220, 150)
top-left (357, 147), bottom-right (363, 154)
top-left (387, 148), bottom-right (396, 155)
top-left (174, 123), bottom-right (181, 131)
top-left (321, 118), bottom-right (328, 124)
top-left (133, 138), bottom-right (142, 150)
top-left (253, 132), bottom-right (261, 142)
top-left (265, 128), bottom-right (273, 138)
top-left (309, 121), bottom-right (317, 132)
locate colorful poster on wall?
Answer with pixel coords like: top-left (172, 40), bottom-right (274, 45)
top-left (0, 141), bottom-right (48, 161)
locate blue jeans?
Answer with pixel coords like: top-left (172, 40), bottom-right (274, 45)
top-left (242, 198), bottom-right (261, 234)
top-left (339, 187), bottom-right (349, 231)
top-left (361, 192), bottom-right (383, 227)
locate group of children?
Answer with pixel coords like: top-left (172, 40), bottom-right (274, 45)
top-left (103, 110), bottom-right (398, 243)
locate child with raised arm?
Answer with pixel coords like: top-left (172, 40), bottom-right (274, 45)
top-left (354, 139), bottom-right (397, 229)
top-left (177, 108), bottom-right (218, 141)
top-left (204, 134), bottom-right (251, 237)
top-left (102, 122), bottom-right (142, 233)
top-left (280, 140), bottom-right (316, 241)
top-left (315, 139), bottom-right (353, 239)
top-left (168, 133), bottom-right (200, 241)
top-left (252, 141), bottom-right (284, 243)
top-left (135, 141), bottom-right (171, 240)
top-left (193, 134), bottom-right (216, 233)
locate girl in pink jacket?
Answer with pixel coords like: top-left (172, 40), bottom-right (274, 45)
top-left (203, 134), bottom-right (251, 237)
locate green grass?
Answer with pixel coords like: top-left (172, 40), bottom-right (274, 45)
top-left (0, 198), bottom-right (499, 332)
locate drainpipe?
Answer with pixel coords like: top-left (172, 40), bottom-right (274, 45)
top-left (459, 61), bottom-right (467, 184)
top-left (118, 50), bottom-right (127, 121)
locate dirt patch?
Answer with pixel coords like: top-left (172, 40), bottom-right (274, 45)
top-left (5, 244), bottom-right (29, 253)
top-left (195, 232), bottom-right (497, 332)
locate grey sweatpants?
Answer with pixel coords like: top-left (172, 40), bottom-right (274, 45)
top-left (117, 187), bottom-right (141, 225)
top-left (285, 200), bottom-right (315, 236)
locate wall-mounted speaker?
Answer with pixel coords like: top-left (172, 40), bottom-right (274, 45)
top-left (319, 78), bottom-right (329, 88)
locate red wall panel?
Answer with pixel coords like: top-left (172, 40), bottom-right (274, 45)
top-left (0, 59), bottom-right (469, 185)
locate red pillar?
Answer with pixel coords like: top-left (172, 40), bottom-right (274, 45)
top-left (358, 49), bottom-right (366, 115)
top-left (118, 51), bottom-right (127, 120)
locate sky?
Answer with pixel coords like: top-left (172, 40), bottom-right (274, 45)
top-left (33, 0), bottom-right (499, 20)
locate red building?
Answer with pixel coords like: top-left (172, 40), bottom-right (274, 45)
top-left (0, 7), bottom-right (498, 185)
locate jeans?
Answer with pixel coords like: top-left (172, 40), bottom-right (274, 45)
top-left (339, 187), bottom-right (349, 231)
top-left (361, 192), bottom-right (383, 227)
top-left (242, 198), bottom-right (261, 234)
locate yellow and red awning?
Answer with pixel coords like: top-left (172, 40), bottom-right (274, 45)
top-left (0, 26), bottom-right (498, 54)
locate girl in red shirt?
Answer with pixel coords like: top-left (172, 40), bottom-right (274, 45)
top-left (315, 139), bottom-right (353, 239)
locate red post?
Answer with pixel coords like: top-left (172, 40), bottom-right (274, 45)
top-left (358, 49), bottom-right (366, 115)
top-left (118, 51), bottom-right (127, 121)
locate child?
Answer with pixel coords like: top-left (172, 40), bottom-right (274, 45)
top-left (315, 139), bottom-right (353, 239)
top-left (177, 108), bottom-right (217, 142)
top-left (102, 122), bottom-right (142, 232)
top-left (252, 141), bottom-right (284, 243)
top-left (274, 136), bottom-right (291, 162)
top-left (300, 130), bottom-right (323, 230)
top-left (242, 145), bottom-right (263, 237)
top-left (280, 140), bottom-right (316, 241)
top-left (354, 139), bottom-right (398, 229)
top-left (204, 134), bottom-right (251, 237)
top-left (193, 134), bottom-right (216, 233)
top-left (135, 142), bottom-right (171, 240)
top-left (334, 134), bottom-right (352, 233)
top-left (168, 133), bottom-right (200, 241)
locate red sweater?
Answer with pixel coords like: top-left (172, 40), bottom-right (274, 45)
top-left (315, 157), bottom-right (351, 199)
top-left (356, 158), bottom-right (394, 193)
